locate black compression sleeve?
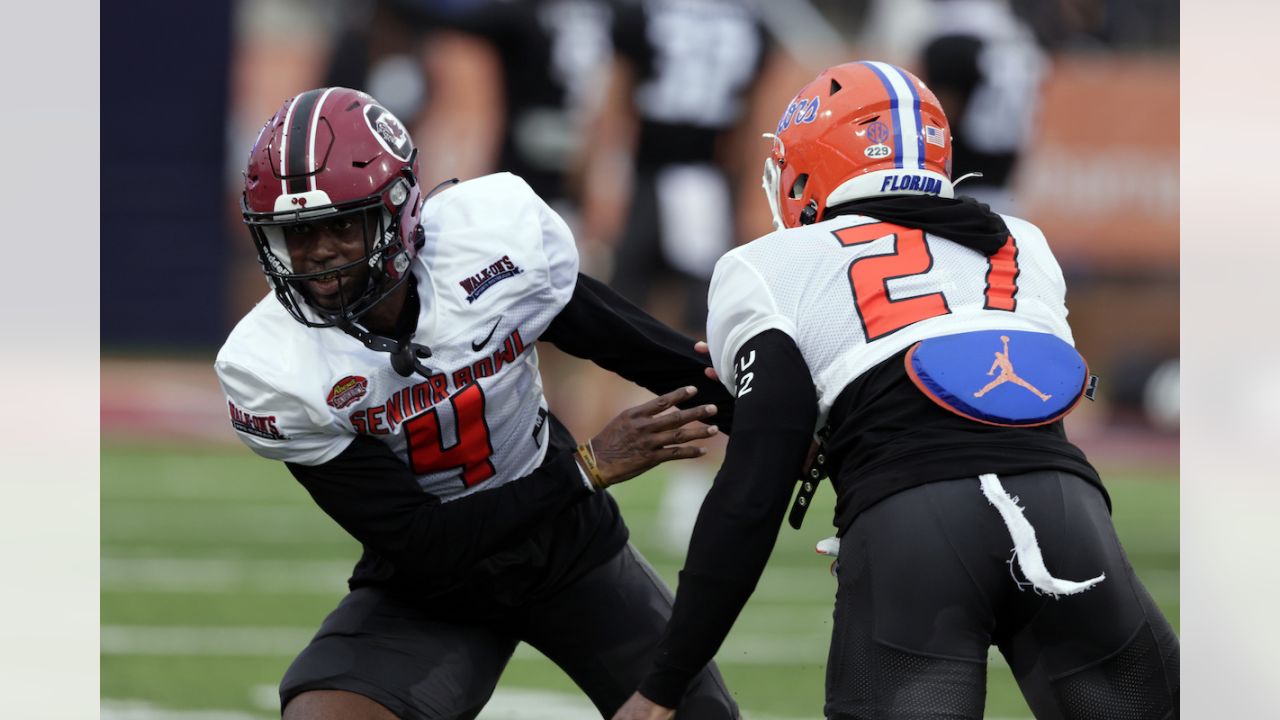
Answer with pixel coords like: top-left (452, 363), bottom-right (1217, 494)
top-left (541, 272), bottom-right (734, 432)
top-left (638, 329), bottom-right (818, 707)
top-left (286, 434), bottom-right (593, 590)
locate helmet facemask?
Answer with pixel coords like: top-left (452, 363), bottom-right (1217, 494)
top-left (243, 189), bottom-right (415, 329)
top-left (760, 133), bottom-right (787, 232)
top-left (242, 88), bottom-right (427, 332)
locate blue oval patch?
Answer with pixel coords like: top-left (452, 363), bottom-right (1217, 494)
top-left (906, 330), bottom-right (1088, 426)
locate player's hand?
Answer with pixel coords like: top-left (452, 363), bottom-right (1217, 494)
top-left (694, 340), bottom-right (718, 381)
top-left (583, 386), bottom-right (718, 488)
top-left (610, 691), bottom-right (675, 720)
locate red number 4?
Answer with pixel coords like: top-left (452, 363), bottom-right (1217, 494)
top-left (403, 383), bottom-right (496, 487)
top-left (834, 222), bottom-right (1019, 341)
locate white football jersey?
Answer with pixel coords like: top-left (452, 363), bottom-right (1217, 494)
top-left (216, 173), bottom-right (579, 502)
top-left (706, 213), bottom-right (1073, 426)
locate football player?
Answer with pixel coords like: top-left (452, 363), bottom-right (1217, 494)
top-left (412, 0), bottom-right (622, 443)
top-left (579, 0), bottom-right (775, 554)
top-left (216, 88), bottom-right (739, 719)
top-left (590, 0), bottom-right (771, 317)
top-left (919, 0), bottom-right (1047, 214)
top-left (416, 0), bottom-right (615, 212)
top-left (612, 62), bottom-right (1179, 719)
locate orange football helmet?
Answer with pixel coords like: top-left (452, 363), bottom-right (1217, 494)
top-left (762, 61), bottom-right (954, 230)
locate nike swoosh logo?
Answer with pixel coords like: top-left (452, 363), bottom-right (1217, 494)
top-left (472, 316), bottom-right (502, 352)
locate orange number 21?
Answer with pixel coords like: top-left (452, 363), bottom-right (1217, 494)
top-left (834, 222), bottom-right (1019, 341)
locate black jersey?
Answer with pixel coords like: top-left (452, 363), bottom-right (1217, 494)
top-left (442, 0), bottom-right (615, 203)
top-left (612, 0), bottom-right (768, 167)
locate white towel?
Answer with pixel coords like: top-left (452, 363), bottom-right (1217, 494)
top-left (979, 473), bottom-right (1105, 597)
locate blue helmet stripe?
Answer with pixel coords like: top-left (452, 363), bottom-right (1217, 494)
top-left (859, 61), bottom-right (903, 169)
top-left (861, 61), bottom-right (926, 171)
top-left (900, 69), bottom-right (925, 166)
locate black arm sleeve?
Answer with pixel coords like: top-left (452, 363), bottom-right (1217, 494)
top-left (541, 272), bottom-right (734, 432)
top-left (638, 329), bottom-right (818, 706)
top-left (286, 433), bottom-right (593, 591)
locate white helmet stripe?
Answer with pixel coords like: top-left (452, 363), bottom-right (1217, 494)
top-left (862, 61), bottom-right (925, 171)
top-left (307, 88), bottom-right (338, 192)
top-left (278, 93), bottom-right (301, 196)
top-left (278, 89), bottom-right (325, 196)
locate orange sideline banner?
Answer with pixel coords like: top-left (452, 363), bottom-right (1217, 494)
top-left (1016, 55), bottom-right (1178, 269)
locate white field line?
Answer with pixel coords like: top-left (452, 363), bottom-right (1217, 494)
top-left (101, 700), bottom-right (269, 720)
top-left (473, 688), bottom-right (858, 720)
top-left (104, 684), bottom-right (1030, 720)
top-left (102, 686), bottom-right (843, 720)
top-left (101, 625), bottom-right (313, 656)
top-left (248, 683), bottom-right (827, 720)
top-left (102, 479), bottom-right (301, 503)
top-left (101, 624), bottom-right (827, 666)
top-left (97, 553), bottom-right (843, 596)
top-left (103, 505), bottom-right (341, 544)
top-left (102, 623), bottom-right (1025, 671)
top-left (101, 556), bottom-right (351, 595)
top-left (102, 554), bottom-right (1179, 617)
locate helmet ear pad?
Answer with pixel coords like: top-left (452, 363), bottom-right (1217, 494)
top-left (799, 201), bottom-right (819, 225)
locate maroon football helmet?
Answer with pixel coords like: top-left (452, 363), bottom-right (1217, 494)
top-left (242, 87), bottom-right (425, 327)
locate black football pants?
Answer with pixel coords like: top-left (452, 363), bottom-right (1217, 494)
top-left (825, 471), bottom-right (1179, 719)
top-left (279, 543), bottom-right (737, 719)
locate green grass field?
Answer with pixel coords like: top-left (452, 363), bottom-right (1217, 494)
top-left (101, 442), bottom-right (1178, 719)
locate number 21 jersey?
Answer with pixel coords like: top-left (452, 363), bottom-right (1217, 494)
top-left (215, 173), bottom-right (578, 503)
top-left (705, 211), bottom-right (1074, 429)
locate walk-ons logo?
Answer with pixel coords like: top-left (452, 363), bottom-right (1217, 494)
top-left (327, 375), bottom-right (369, 409)
top-left (227, 400), bottom-right (287, 440)
top-left (459, 255), bottom-right (523, 303)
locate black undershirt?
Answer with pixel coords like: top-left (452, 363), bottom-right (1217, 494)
top-left (286, 272), bottom-right (733, 612)
top-left (824, 348), bottom-right (1105, 535)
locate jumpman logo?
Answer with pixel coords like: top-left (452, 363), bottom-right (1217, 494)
top-left (973, 335), bottom-right (1052, 401)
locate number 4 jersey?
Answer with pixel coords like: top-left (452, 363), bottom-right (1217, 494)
top-left (215, 173), bottom-right (578, 502)
top-left (705, 200), bottom-right (1102, 531)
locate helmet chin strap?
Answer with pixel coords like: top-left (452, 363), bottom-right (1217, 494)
top-left (336, 277), bottom-right (434, 379)
top-left (339, 320), bottom-right (434, 379)
top-left (311, 177), bottom-right (454, 379)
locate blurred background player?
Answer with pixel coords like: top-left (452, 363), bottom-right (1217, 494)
top-left (320, 0), bottom-right (437, 132)
top-left (416, 0), bottom-right (614, 232)
top-left (577, 0), bottom-right (775, 553)
top-left (411, 0), bottom-right (623, 442)
top-left (917, 0), bottom-right (1047, 214)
